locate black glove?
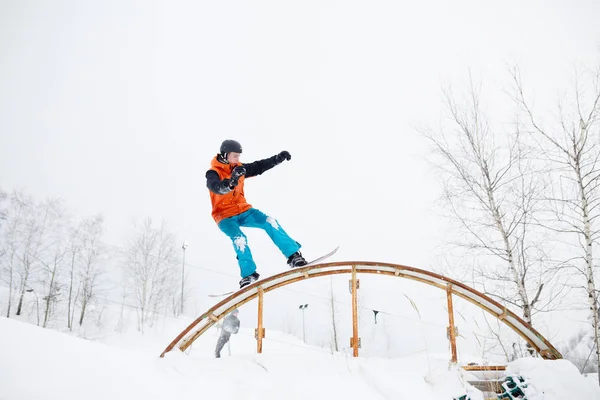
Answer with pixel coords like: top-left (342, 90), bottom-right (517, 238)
top-left (229, 166), bottom-right (246, 188)
top-left (276, 151), bottom-right (291, 163)
top-left (232, 166), bottom-right (246, 178)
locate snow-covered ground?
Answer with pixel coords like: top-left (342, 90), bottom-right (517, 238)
top-left (2, 316), bottom-right (598, 400)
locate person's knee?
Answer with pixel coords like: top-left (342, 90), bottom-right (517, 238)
top-left (252, 209), bottom-right (280, 230)
top-left (265, 215), bottom-right (280, 230)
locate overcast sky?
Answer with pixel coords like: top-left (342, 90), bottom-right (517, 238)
top-left (1, 0), bottom-right (599, 307)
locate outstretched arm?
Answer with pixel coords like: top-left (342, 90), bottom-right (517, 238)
top-left (243, 151), bottom-right (291, 178)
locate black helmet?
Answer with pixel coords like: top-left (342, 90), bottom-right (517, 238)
top-left (220, 140), bottom-right (242, 154)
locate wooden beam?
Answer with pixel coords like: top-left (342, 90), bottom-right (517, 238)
top-left (351, 264), bottom-right (359, 357)
top-left (462, 365), bottom-right (506, 371)
top-left (160, 262), bottom-right (562, 360)
top-left (257, 286), bottom-right (264, 354)
top-left (446, 284), bottom-right (457, 364)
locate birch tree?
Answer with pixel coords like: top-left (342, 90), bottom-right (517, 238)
top-left (328, 277), bottom-right (340, 352)
top-left (14, 193), bottom-right (49, 316)
top-left (421, 75), bottom-right (561, 331)
top-left (513, 65), bottom-right (600, 379)
top-left (0, 189), bottom-right (29, 317)
top-left (37, 199), bottom-right (69, 328)
top-left (77, 215), bottom-right (105, 326)
top-left (124, 217), bottom-right (178, 333)
top-left (0, 186), bottom-right (7, 225)
top-left (0, 187), bottom-right (6, 301)
top-left (65, 224), bottom-right (82, 330)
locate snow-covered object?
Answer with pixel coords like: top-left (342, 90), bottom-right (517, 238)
top-left (506, 357), bottom-right (600, 400)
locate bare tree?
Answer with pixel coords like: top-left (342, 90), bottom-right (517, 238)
top-left (0, 189), bottom-right (29, 317)
top-left (77, 215), bottom-right (105, 326)
top-left (0, 186), bottom-right (7, 225)
top-left (35, 199), bottom-right (71, 328)
top-left (0, 186), bottom-right (7, 269)
top-left (65, 223), bottom-right (83, 330)
top-left (114, 276), bottom-right (128, 333)
top-left (328, 277), bottom-right (339, 352)
top-left (513, 65), bottom-right (600, 380)
top-left (0, 191), bottom-right (108, 329)
top-left (124, 217), bottom-right (178, 333)
top-left (421, 74), bottom-right (562, 334)
top-left (14, 193), bottom-right (51, 316)
top-left (40, 252), bottom-right (65, 328)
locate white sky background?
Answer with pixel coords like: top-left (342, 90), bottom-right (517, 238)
top-left (1, 0), bottom-right (600, 323)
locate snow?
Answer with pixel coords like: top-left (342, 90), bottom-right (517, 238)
top-left (1, 316), bottom-right (598, 400)
top-left (505, 358), bottom-right (600, 400)
top-left (234, 235), bottom-right (247, 252)
top-left (266, 216), bottom-right (280, 230)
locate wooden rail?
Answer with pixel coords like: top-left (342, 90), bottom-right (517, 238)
top-left (160, 261), bottom-right (562, 361)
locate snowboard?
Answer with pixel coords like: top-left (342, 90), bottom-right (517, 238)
top-left (208, 246), bottom-right (340, 298)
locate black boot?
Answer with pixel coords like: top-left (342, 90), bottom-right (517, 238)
top-left (287, 251), bottom-right (308, 268)
top-left (239, 272), bottom-right (260, 289)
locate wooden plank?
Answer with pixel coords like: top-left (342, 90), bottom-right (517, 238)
top-left (446, 284), bottom-right (458, 364)
top-left (257, 286), bottom-right (264, 354)
top-left (351, 265), bottom-right (359, 357)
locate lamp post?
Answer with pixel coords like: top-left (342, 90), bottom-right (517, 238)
top-left (181, 241), bottom-right (188, 315)
top-left (26, 288), bottom-right (39, 326)
top-left (299, 303), bottom-right (308, 342)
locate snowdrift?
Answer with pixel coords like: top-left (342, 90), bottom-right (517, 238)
top-left (1, 317), bottom-right (598, 400)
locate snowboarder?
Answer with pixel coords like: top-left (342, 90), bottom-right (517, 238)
top-left (206, 139), bottom-right (308, 289)
top-left (215, 308), bottom-right (240, 358)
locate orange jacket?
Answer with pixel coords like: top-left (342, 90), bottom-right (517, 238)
top-left (207, 156), bottom-right (252, 224)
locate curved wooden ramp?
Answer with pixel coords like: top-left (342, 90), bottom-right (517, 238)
top-left (160, 261), bottom-right (562, 360)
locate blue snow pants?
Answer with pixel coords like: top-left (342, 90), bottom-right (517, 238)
top-left (218, 208), bottom-right (301, 278)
